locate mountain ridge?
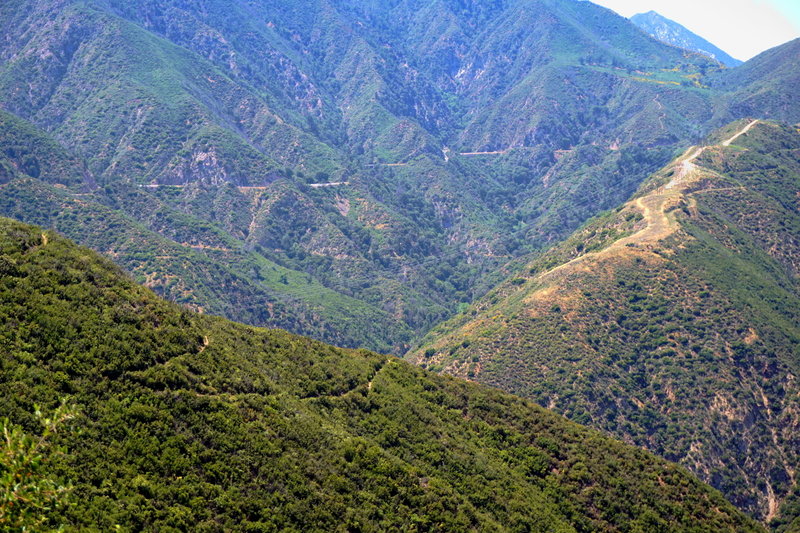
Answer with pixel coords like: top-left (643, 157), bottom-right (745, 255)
top-left (411, 119), bottom-right (800, 523)
top-left (630, 11), bottom-right (742, 67)
top-left (0, 0), bottom-right (735, 352)
top-left (0, 215), bottom-right (764, 531)
top-left (1, 1), bottom-right (799, 528)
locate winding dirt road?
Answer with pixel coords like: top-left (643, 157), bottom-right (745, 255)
top-left (536, 120), bottom-right (760, 281)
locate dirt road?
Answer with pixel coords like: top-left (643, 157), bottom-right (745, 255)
top-left (536, 120), bottom-right (760, 281)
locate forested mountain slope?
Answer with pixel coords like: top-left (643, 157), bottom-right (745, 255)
top-left (412, 120), bottom-right (800, 524)
top-left (712, 39), bottom-right (800, 125)
top-left (0, 216), bottom-right (764, 531)
top-left (0, 109), bottom-right (414, 352)
top-left (0, 0), bottom-right (781, 351)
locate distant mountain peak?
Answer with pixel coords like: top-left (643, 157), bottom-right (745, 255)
top-left (631, 10), bottom-right (742, 67)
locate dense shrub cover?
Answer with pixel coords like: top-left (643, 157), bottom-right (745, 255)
top-left (0, 217), bottom-right (762, 531)
top-left (413, 121), bottom-right (800, 524)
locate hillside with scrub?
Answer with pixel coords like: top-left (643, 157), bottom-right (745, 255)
top-left (1, 0), bottom-right (794, 352)
top-left (0, 216), bottom-right (766, 532)
top-left (2, 1), bottom-right (800, 529)
top-left (412, 120), bottom-right (800, 525)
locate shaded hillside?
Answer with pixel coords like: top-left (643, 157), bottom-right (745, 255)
top-left (712, 39), bottom-right (800, 125)
top-left (411, 120), bottom-right (800, 523)
top-left (0, 0), bottom-right (742, 351)
top-left (631, 11), bottom-right (742, 67)
top-left (0, 109), bottom-right (88, 187)
top-left (0, 216), bottom-right (763, 532)
top-left (0, 111), bottom-right (419, 352)
top-left (772, 486), bottom-right (800, 532)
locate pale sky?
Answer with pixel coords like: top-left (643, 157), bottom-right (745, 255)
top-left (589, 0), bottom-right (800, 61)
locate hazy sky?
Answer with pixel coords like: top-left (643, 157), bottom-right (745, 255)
top-left (589, 0), bottom-right (800, 61)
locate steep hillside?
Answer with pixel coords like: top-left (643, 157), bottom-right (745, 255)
top-left (0, 112), bottom-right (420, 352)
top-left (0, 216), bottom-right (763, 531)
top-left (412, 120), bottom-right (800, 523)
top-left (631, 11), bottom-right (742, 67)
top-left (0, 0), bottom-right (451, 351)
top-left (0, 109), bottom-right (88, 187)
top-left (0, 0), bottom-right (742, 351)
top-left (712, 39), bottom-right (800, 125)
top-left (772, 486), bottom-right (800, 532)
